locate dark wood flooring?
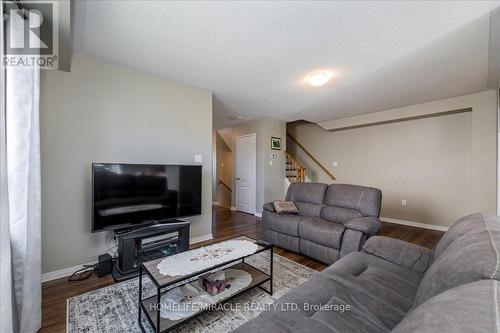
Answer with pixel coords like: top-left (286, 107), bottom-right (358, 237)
top-left (40, 206), bottom-right (443, 332)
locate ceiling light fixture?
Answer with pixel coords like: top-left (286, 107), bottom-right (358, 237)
top-left (229, 115), bottom-right (243, 120)
top-left (306, 71), bottom-right (333, 87)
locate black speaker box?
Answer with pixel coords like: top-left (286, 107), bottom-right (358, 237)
top-left (97, 253), bottom-right (113, 277)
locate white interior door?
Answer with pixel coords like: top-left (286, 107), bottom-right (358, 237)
top-left (235, 133), bottom-right (256, 214)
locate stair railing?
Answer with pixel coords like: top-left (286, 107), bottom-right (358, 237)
top-left (285, 151), bottom-right (306, 183)
top-left (218, 179), bottom-right (232, 192)
top-left (286, 132), bottom-right (336, 181)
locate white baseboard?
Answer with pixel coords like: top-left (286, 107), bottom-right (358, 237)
top-left (42, 233), bottom-right (214, 283)
top-left (381, 216), bottom-right (449, 231)
top-left (189, 233), bottom-right (213, 245)
top-left (230, 206), bottom-right (237, 211)
top-left (254, 212), bottom-right (262, 218)
top-left (42, 261), bottom-right (97, 283)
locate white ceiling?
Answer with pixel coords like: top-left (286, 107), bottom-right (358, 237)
top-left (73, 1), bottom-right (500, 129)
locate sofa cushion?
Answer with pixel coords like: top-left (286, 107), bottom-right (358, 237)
top-left (265, 211), bottom-right (305, 237)
top-left (323, 252), bottom-right (423, 308)
top-left (298, 217), bottom-right (345, 249)
top-left (233, 312), bottom-right (333, 333)
top-left (321, 205), bottom-right (362, 224)
top-left (262, 252), bottom-right (422, 332)
top-left (285, 182), bottom-right (328, 204)
top-left (392, 280), bottom-right (500, 333)
top-left (324, 184), bottom-right (382, 217)
top-left (434, 212), bottom-right (488, 258)
top-left (414, 214), bottom-right (500, 306)
top-left (295, 201), bottom-right (323, 217)
top-left (264, 276), bottom-right (391, 333)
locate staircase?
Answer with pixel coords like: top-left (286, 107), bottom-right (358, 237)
top-left (285, 132), bottom-right (336, 183)
top-left (285, 151), bottom-right (306, 183)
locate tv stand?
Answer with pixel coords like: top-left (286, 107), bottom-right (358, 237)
top-left (111, 220), bottom-right (190, 282)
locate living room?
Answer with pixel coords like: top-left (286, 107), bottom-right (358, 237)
top-left (2, 1), bottom-right (500, 333)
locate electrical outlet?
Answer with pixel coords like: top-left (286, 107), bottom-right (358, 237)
top-left (194, 154), bottom-right (203, 163)
top-left (402, 199), bottom-right (407, 206)
top-left (332, 161), bottom-right (338, 167)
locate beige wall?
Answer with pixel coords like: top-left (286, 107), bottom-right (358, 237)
top-left (288, 90), bottom-right (497, 227)
top-left (219, 117), bottom-right (286, 212)
top-left (40, 54), bottom-right (213, 273)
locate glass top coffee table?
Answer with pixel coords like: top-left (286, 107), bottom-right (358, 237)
top-left (137, 235), bottom-right (273, 333)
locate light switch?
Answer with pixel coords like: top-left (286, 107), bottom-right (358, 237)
top-left (402, 200), bottom-right (407, 206)
top-left (269, 160), bottom-right (273, 166)
top-left (332, 161), bottom-right (338, 167)
top-left (194, 154), bottom-right (203, 163)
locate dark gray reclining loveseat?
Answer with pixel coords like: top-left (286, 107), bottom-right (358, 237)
top-left (263, 183), bottom-right (382, 264)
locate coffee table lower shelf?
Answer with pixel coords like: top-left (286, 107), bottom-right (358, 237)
top-left (139, 261), bottom-right (271, 332)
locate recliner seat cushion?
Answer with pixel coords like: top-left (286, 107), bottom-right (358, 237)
top-left (323, 252), bottom-right (423, 307)
top-left (236, 251), bottom-right (424, 333)
top-left (258, 276), bottom-right (392, 333)
top-left (298, 217), bottom-right (345, 249)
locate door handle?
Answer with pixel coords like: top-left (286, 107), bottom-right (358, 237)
top-left (236, 177), bottom-right (241, 180)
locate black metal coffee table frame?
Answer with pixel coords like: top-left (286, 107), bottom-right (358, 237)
top-left (137, 236), bottom-right (273, 333)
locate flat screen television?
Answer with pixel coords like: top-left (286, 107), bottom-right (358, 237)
top-left (92, 163), bottom-right (202, 232)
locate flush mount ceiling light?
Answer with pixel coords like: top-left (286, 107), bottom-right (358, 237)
top-left (306, 71), bottom-right (333, 87)
top-left (229, 115), bottom-right (243, 120)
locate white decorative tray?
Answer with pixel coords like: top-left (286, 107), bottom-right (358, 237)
top-left (156, 239), bottom-right (259, 276)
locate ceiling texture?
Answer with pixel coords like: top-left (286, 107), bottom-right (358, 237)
top-left (73, 1), bottom-right (500, 129)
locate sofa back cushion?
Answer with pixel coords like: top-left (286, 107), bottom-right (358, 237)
top-left (320, 184), bottom-right (381, 223)
top-left (321, 206), bottom-right (362, 224)
top-left (393, 280), bottom-right (500, 333)
top-left (414, 213), bottom-right (500, 306)
top-left (285, 182), bottom-right (327, 217)
top-left (434, 213), bottom-right (488, 258)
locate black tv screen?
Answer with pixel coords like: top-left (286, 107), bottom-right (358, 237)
top-left (92, 163), bottom-right (202, 232)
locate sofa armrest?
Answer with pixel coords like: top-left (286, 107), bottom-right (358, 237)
top-left (263, 202), bottom-right (275, 212)
top-left (344, 216), bottom-right (381, 236)
top-left (362, 236), bottom-right (434, 274)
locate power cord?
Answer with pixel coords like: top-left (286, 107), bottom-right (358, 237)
top-left (68, 263), bottom-right (98, 282)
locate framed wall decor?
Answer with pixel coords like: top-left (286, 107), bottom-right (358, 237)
top-left (271, 137), bottom-right (281, 150)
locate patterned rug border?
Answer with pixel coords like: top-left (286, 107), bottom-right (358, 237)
top-left (66, 253), bottom-right (319, 333)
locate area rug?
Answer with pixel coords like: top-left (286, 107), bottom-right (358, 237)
top-left (67, 253), bottom-right (318, 333)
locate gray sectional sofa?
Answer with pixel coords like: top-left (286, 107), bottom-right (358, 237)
top-left (263, 183), bottom-right (382, 264)
top-left (234, 213), bottom-right (500, 333)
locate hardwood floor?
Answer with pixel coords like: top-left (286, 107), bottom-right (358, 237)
top-left (40, 206), bottom-right (443, 332)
